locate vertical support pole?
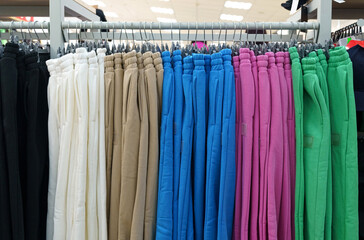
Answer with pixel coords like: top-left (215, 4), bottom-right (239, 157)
top-left (50, 0), bottom-right (64, 58)
top-left (317, 0), bottom-right (332, 44)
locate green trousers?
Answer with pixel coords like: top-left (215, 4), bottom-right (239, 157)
top-left (289, 47), bottom-right (304, 240)
top-left (327, 46), bottom-right (359, 240)
top-left (302, 56), bottom-right (331, 240)
top-left (309, 51), bottom-right (332, 240)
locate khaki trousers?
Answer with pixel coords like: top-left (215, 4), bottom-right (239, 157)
top-left (143, 52), bottom-right (160, 240)
top-left (118, 50), bottom-right (141, 240)
top-left (130, 52), bottom-right (149, 240)
top-left (109, 53), bottom-right (124, 240)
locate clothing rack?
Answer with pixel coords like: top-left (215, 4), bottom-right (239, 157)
top-left (331, 19), bottom-right (364, 42)
top-left (1, 21), bottom-right (320, 58)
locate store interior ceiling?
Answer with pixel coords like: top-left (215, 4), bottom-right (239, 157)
top-left (85, 0), bottom-right (289, 23)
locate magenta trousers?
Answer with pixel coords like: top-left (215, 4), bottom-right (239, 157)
top-left (266, 52), bottom-right (284, 240)
top-left (257, 54), bottom-right (270, 240)
top-left (276, 52), bottom-right (292, 240)
top-left (235, 48), bottom-right (255, 240)
top-left (249, 50), bottom-right (260, 240)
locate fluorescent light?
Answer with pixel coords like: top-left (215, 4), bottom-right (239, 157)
top-left (82, 0), bottom-right (106, 7)
top-left (159, 0), bottom-right (170, 1)
top-left (157, 17), bottom-right (177, 23)
top-left (151, 7), bottom-right (174, 15)
top-left (224, 1), bottom-right (252, 10)
top-left (334, 0), bottom-right (345, 3)
top-left (104, 12), bottom-right (118, 18)
top-left (220, 14), bottom-right (243, 21)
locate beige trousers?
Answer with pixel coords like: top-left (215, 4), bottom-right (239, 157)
top-left (118, 50), bottom-right (141, 240)
top-left (143, 51), bottom-right (160, 240)
top-left (130, 52), bottom-right (149, 240)
top-left (108, 53), bottom-right (124, 240)
top-left (104, 55), bottom-right (115, 217)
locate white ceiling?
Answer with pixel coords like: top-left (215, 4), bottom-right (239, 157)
top-left (88, 0), bottom-right (290, 23)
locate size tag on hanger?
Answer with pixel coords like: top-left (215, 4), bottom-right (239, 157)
top-left (290, 0), bottom-right (299, 15)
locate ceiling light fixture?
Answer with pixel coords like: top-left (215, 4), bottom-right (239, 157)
top-left (334, 0), bottom-right (345, 3)
top-left (159, 0), bottom-right (170, 1)
top-left (224, 1), bottom-right (252, 10)
top-left (104, 12), bottom-right (119, 18)
top-left (151, 7), bottom-right (174, 15)
top-left (157, 17), bottom-right (177, 23)
top-left (220, 14), bottom-right (243, 21)
top-left (82, 0), bottom-right (106, 7)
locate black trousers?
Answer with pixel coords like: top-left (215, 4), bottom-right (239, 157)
top-left (23, 52), bottom-right (49, 240)
top-left (0, 42), bottom-right (25, 240)
top-left (0, 44), bottom-right (49, 240)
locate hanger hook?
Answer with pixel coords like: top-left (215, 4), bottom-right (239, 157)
top-left (139, 22), bottom-right (143, 42)
top-left (218, 22), bottom-right (222, 44)
top-left (233, 22), bottom-right (236, 43)
top-left (239, 22), bottom-right (243, 45)
top-left (179, 22), bottom-right (181, 42)
top-left (113, 22), bottom-right (116, 41)
top-left (187, 22), bottom-right (190, 42)
top-left (131, 24), bottom-right (135, 45)
top-left (20, 21), bottom-right (25, 41)
top-left (150, 22), bottom-right (154, 43)
top-left (204, 22), bottom-right (206, 43)
top-left (41, 21), bottom-right (47, 41)
top-left (33, 21), bottom-right (40, 42)
top-left (211, 23), bottom-right (213, 43)
top-left (195, 22), bottom-right (198, 42)
top-left (171, 22), bottom-right (173, 42)
top-left (224, 23), bottom-right (227, 43)
top-left (246, 23), bottom-right (249, 43)
top-left (144, 22), bottom-right (148, 41)
top-left (10, 20), bottom-right (14, 39)
top-left (159, 22), bottom-right (163, 45)
top-left (124, 22), bottom-right (129, 42)
top-left (254, 22), bottom-right (258, 44)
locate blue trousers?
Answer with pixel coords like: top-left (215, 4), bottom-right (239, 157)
top-left (204, 53), bottom-right (224, 240)
top-left (192, 54), bottom-right (207, 240)
top-left (156, 51), bottom-right (175, 240)
top-left (172, 50), bottom-right (183, 240)
top-left (178, 56), bottom-right (194, 240)
top-left (218, 49), bottom-right (236, 240)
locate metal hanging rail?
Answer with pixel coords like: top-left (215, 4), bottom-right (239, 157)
top-left (0, 21), bottom-right (319, 31)
top-left (61, 21), bottom-right (319, 30)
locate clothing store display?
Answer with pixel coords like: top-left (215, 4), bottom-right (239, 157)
top-left (0, 18), bottom-right (361, 240)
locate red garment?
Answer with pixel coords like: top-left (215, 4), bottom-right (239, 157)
top-left (346, 40), bottom-right (364, 49)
